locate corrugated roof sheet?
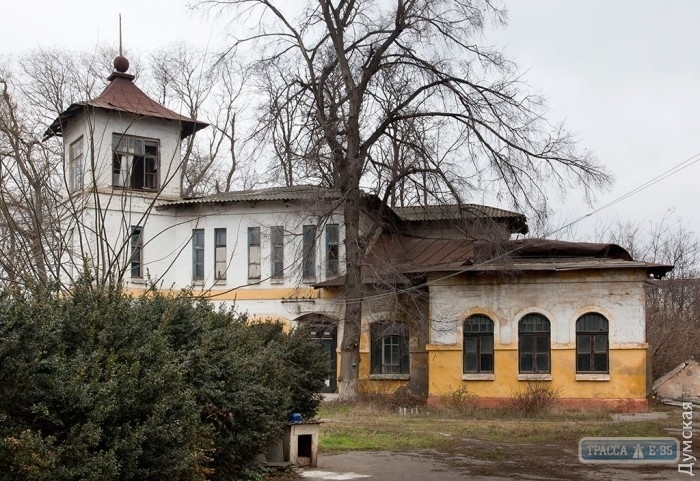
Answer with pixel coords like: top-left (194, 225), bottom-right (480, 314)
top-left (393, 204), bottom-right (523, 221)
top-left (159, 186), bottom-right (527, 231)
top-left (46, 72), bottom-right (208, 139)
top-left (158, 185), bottom-right (342, 208)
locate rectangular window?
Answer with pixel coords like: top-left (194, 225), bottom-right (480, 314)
top-left (519, 333), bottom-right (551, 373)
top-left (518, 315), bottom-right (551, 374)
top-left (192, 229), bottom-right (204, 281)
top-left (271, 226), bottom-right (284, 280)
top-left (382, 336), bottom-right (403, 373)
top-left (464, 335), bottom-right (494, 373)
top-left (248, 227), bottom-right (261, 280)
top-left (463, 316), bottom-right (495, 374)
top-left (302, 225), bottom-right (316, 280)
top-left (112, 134), bottom-right (159, 190)
top-left (325, 223), bottom-right (339, 277)
top-left (214, 228), bottom-right (227, 281)
top-left (130, 226), bottom-right (143, 278)
top-left (69, 136), bottom-right (84, 191)
top-left (577, 333), bottom-right (609, 372)
top-left (370, 322), bottom-right (410, 375)
top-left (576, 314), bottom-right (609, 373)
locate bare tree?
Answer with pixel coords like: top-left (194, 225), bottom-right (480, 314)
top-left (595, 214), bottom-right (700, 379)
top-left (199, 0), bottom-right (610, 397)
top-left (0, 65), bottom-right (66, 287)
top-left (0, 45), bottom-right (256, 290)
top-left (149, 44), bottom-right (256, 196)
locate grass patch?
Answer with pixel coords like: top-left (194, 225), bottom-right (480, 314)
top-left (317, 401), bottom-right (673, 454)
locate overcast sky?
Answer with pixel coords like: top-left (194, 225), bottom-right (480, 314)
top-left (1, 0), bottom-right (699, 241)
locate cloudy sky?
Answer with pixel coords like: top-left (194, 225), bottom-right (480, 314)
top-left (2, 0), bottom-right (699, 240)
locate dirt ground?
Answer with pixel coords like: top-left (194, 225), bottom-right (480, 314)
top-left (293, 402), bottom-right (696, 481)
top-left (301, 446), bottom-right (690, 481)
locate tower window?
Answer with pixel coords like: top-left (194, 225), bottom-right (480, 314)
top-left (69, 136), bottom-right (84, 191)
top-left (112, 134), bottom-right (159, 190)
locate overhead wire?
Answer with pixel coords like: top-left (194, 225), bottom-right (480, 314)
top-left (339, 150), bottom-right (700, 306)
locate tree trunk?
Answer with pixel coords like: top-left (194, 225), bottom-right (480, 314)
top-left (406, 288), bottom-right (430, 398)
top-left (338, 181), bottom-right (363, 400)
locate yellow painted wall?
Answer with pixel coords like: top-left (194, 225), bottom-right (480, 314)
top-left (427, 344), bottom-right (647, 399)
top-left (122, 286), bottom-right (333, 301)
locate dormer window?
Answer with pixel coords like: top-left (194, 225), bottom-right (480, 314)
top-left (112, 134), bottom-right (159, 190)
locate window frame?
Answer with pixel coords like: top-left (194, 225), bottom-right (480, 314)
top-left (463, 315), bottom-right (494, 374)
top-left (302, 224), bottom-right (317, 281)
top-left (325, 223), bottom-right (339, 277)
top-left (576, 313), bottom-right (609, 374)
top-left (370, 322), bottom-right (410, 375)
top-left (214, 228), bottom-right (227, 281)
top-left (129, 225), bottom-right (143, 279)
top-left (518, 314), bottom-right (551, 374)
top-left (69, 136), bottom-right (84, 192)
top-left (270, 226), bottom-right (284, 280)
top-left (247, 226), bottom-right (261, 280)
top-left (112, 133), bottom-right (160, 191)
top-left (192, 229), bottom-right (205, 282)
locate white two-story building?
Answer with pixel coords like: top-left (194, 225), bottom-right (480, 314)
top-left (46, 55), bottom-right (671, 409)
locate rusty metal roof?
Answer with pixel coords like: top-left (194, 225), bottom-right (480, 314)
top-left (45, 71), bottom-right (208, 139)
top-left (313, 236), bottom-right (673, 287)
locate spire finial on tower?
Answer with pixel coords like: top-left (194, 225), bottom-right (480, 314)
top-left (119, 13), bottom-right (123, 56)
top-left (113, 13), bottom-right (130, 73)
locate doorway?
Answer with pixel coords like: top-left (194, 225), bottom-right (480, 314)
top-left (299, 315), bottom-right (338, 393)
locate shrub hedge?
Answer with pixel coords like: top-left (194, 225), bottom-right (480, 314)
top-left (0, 277), bottom-right (327, 480)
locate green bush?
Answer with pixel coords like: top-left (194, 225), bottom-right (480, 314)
top-left (0, 277), bottom-right (327, 480)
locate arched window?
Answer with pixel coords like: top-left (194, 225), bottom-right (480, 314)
top-left (576, 313), bottom-right (609, 373)
top-left (370, 322), bottom-right (409, 375)
top-left (518, 314), bottom-right (551, 373)
top-left (463, 315), bottom-right (494, 373)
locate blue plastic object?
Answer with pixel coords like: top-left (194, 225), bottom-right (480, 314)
top-left (288, 413), bottom-right (303, 424)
